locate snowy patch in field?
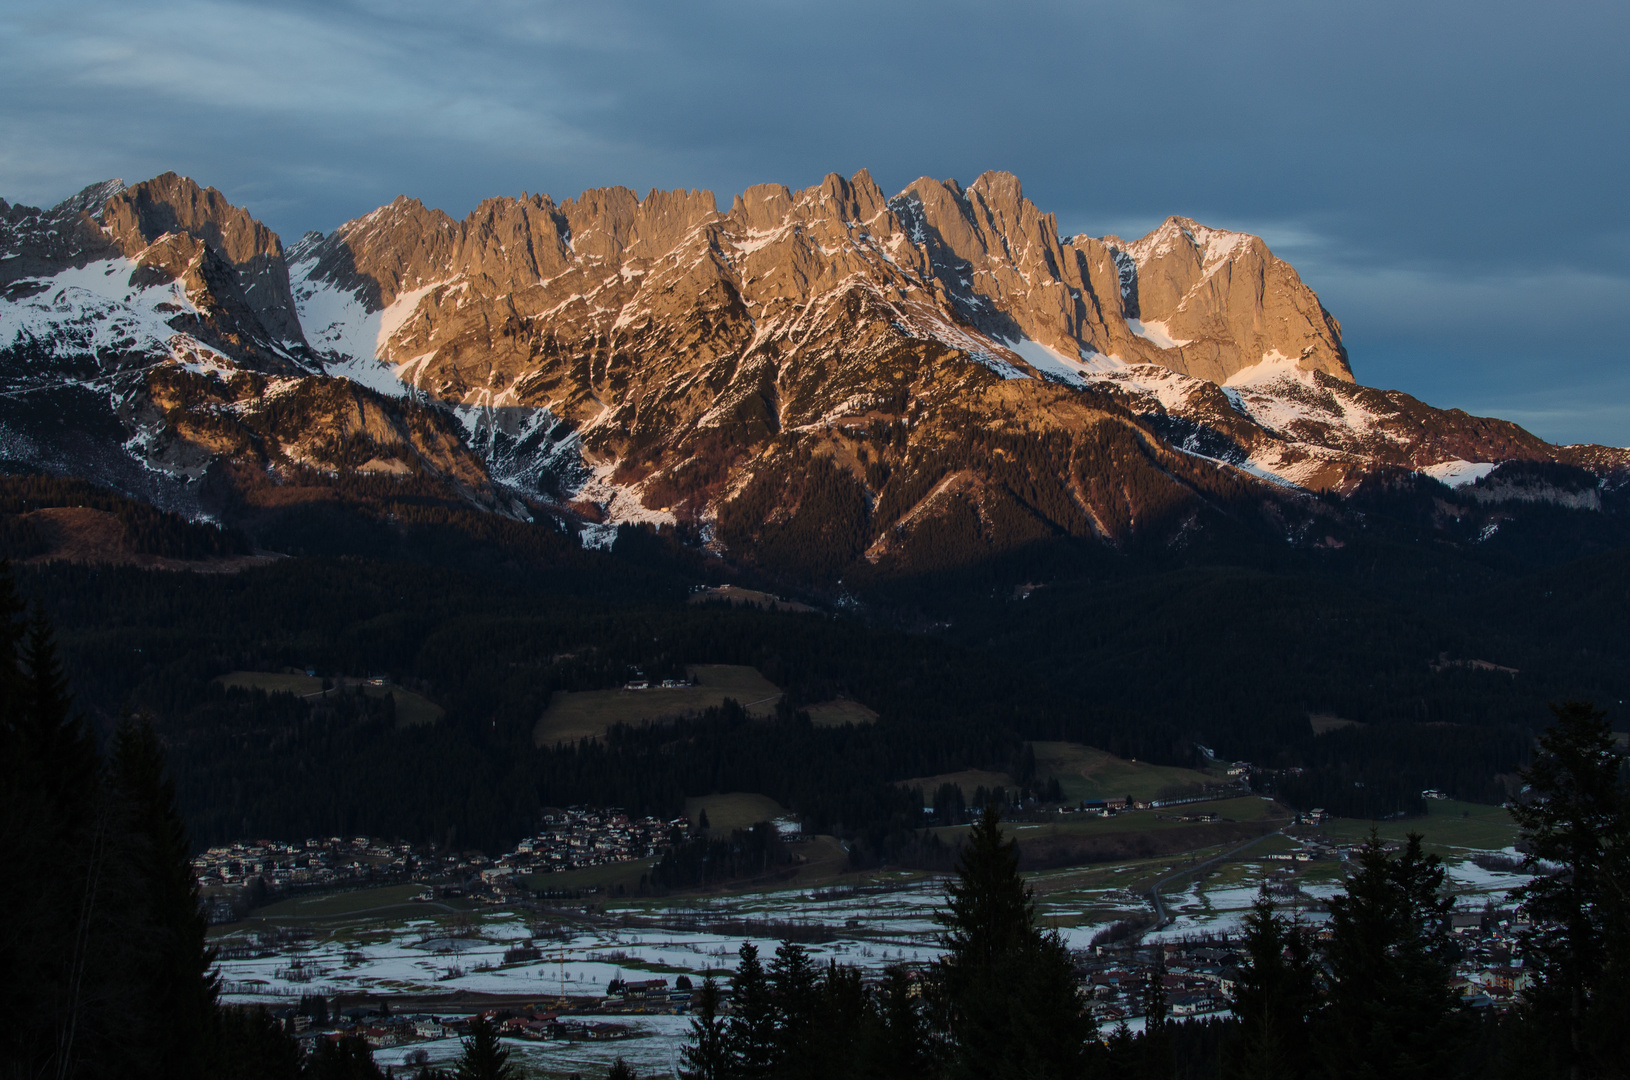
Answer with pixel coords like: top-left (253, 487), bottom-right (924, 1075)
top-left (1422, 460), bottom-right (1498, 488)
top-left (1444, 855), bottom-right (1531, 892)
top-left (1126, 319), bottom-right (1192, 350)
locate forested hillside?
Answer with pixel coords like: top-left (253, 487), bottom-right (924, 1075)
top-left (17, 472), bottom-right (1630, 855)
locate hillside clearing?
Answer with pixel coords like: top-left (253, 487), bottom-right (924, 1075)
top-left (804, 699), bottom-right (879, 727)
top-left (533, 664), bottom-right (782, 746)
top-left (217, 671), bottom-right (444, 728)
top-left (684, 792), bottom-right (786, 831)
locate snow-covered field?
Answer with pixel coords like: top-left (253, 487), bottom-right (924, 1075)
top-left (216, 848), bottom-right (1529, 1073)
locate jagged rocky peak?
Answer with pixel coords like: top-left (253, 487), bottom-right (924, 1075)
top-left (1097, 215), bottom-right (1351, 384)
top-left (97, 173), bottom-right (307, 347)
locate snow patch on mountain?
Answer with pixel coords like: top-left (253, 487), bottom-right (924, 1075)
top-left (1423, 460), bottom-right (1498, 487)
top-left (1001, 335), bottom-right (1095, 386)
top-left (1225, 351), bottom-right (1310, 387)
top-left (1126, 319), bottom-right (1192, 350)
top-left (292, 271), bottom-right (442, 397)
top-left (574, 459), bottom-right (679, 550)
top-left (0, 258), bottom-right (203, 364)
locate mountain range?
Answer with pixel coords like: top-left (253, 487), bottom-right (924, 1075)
top-left (2, 169), bottom-right (1621, 582)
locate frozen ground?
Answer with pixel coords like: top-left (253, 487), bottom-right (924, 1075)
top-left (217, 847), bottom-right (1531, 1072)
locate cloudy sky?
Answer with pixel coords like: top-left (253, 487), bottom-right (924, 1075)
top-left (4, 0), bottom-right (1626, 443)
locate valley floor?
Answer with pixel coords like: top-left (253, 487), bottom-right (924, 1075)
top-left (211, 800), bottom-right (1529, 1075)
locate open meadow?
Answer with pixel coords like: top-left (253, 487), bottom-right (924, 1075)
top-left (1323, 798), bottom-right (1519, 856)
top-left (533, 665), bottom-right (782, 746)
top-left (906, 741), bottom-right (1228, 805)
top-left (216, 671), bottom-right (444, 728)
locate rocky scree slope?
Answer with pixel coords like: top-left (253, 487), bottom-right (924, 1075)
top-left (0, 170), bottom-right (1621, 574)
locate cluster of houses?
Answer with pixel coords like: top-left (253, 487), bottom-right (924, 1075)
top-left (194, 836), bottom-right (428, 920)
top-left (192, 836), bottom-right (418, 893)
top-left (1079, 942), bottom-right (1239, 1023)
top-left (477, 808), bottom-right (691, 883)
top-left (1078, 902), bottom-right (1536, 1025)
top-left (270, 1001), bottom-right (637, 1054)
top-left (197, 810), bottom-right (694, 920)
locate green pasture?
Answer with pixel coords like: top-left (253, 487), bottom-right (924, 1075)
top-left (250, 883), bottom-right (432, 920)
top-left (804, 699), bottom-right (879, 727)
top-left (685, 792), bottom-right (786, 831)
top-left (534, 664), bottom-right (782, 746)
top-left (1031, 741), bottom-right (1221, 803)
top-left (216, 671), bottom-right (444, 728)
top-left (1322, 798), bottom-right (1518, 853)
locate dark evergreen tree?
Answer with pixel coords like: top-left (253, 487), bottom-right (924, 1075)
top-left (1508, 701), bottom-right (1630, 1080)
top-left (1226, 892), bottom-right (1318, 1080)
top-left (866, 966), bottom-right (932, 1079)
top-left (1316, 832), bottom-right (1465, 1079)
top-left (107, 718), bottom-right (220, 1079)
top-left (215, 1006), bottom-right (305, 1080)
top-left (728, 942), bottom-right (777, 1079)
top-left (937, 804), bottom-right (1091, 1080)
top-left (452, 1016), bottom-right (516, 1080)
top-left (0, 581), bottom-right (115, 1080)
top-left (679, 976), bottom-right (733, 1080)
top-left (1139, 949), bottom-right (1174, 1080)
top-left (307, 1035), bottom-right (385, 1080)
top-left (606, 1058), bottom-right (637, 1080)
top-left (811, 959), bottom-right (868, 1078)
top-left (767, 942), bottom-right (820, 1079)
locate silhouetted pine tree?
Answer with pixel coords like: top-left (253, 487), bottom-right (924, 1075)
top-left (452, 1016), bottom-right (515, 1080)
top-left (1507, 701), bottom-right (1630, 1080)
top-left (937, 804), bottom-right (1092, 1080)
top-left (215, 1007), bottom-right (305, 1080)
top-left (307, 1034), bottom-right (385, 1080)
top-left (107, 719), bottom-right (219, 1078)
top-left (1226, 892), bottom-right (1319, 1080)
top-left (768, 942), bottom-right (820, 1080)
top-left (865, 966), bottom-right (933, 1078)
top-left (1316, 832), bottom-right (1466, 1079)
top-left (728, 942), bottom-right (777, 1078)
top-left (679, 976), bottom-right (732, 1080)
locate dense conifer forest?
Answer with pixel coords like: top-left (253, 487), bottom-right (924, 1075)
top-left (5, 459), bottom-right (1628, 854)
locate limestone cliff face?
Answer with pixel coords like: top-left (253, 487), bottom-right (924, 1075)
top-left (0, 168), bottom-right (1622, 574)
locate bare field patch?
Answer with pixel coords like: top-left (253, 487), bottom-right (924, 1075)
top-left (219, 670), bottom-right (325, 695)
top-left (534, 664), bottom-right (782, 746)
top-left (1031, 741), bottom-right (1215, 803)
top-left (685, 792), bottom-right (786, 831)
top-left (217, 671), bottom-right (444, 729)
top-left (1309, 713), bottom-right (1364, 734)
top-left (902, 769), bottom-right (1014, 801)
top-left (804, 699), bottom-right (879, 727)
top-left (688, 586), bottom-right (815, 613)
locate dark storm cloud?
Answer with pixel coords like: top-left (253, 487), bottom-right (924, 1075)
top-left (3, 0), bottom-right (1626, 441)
